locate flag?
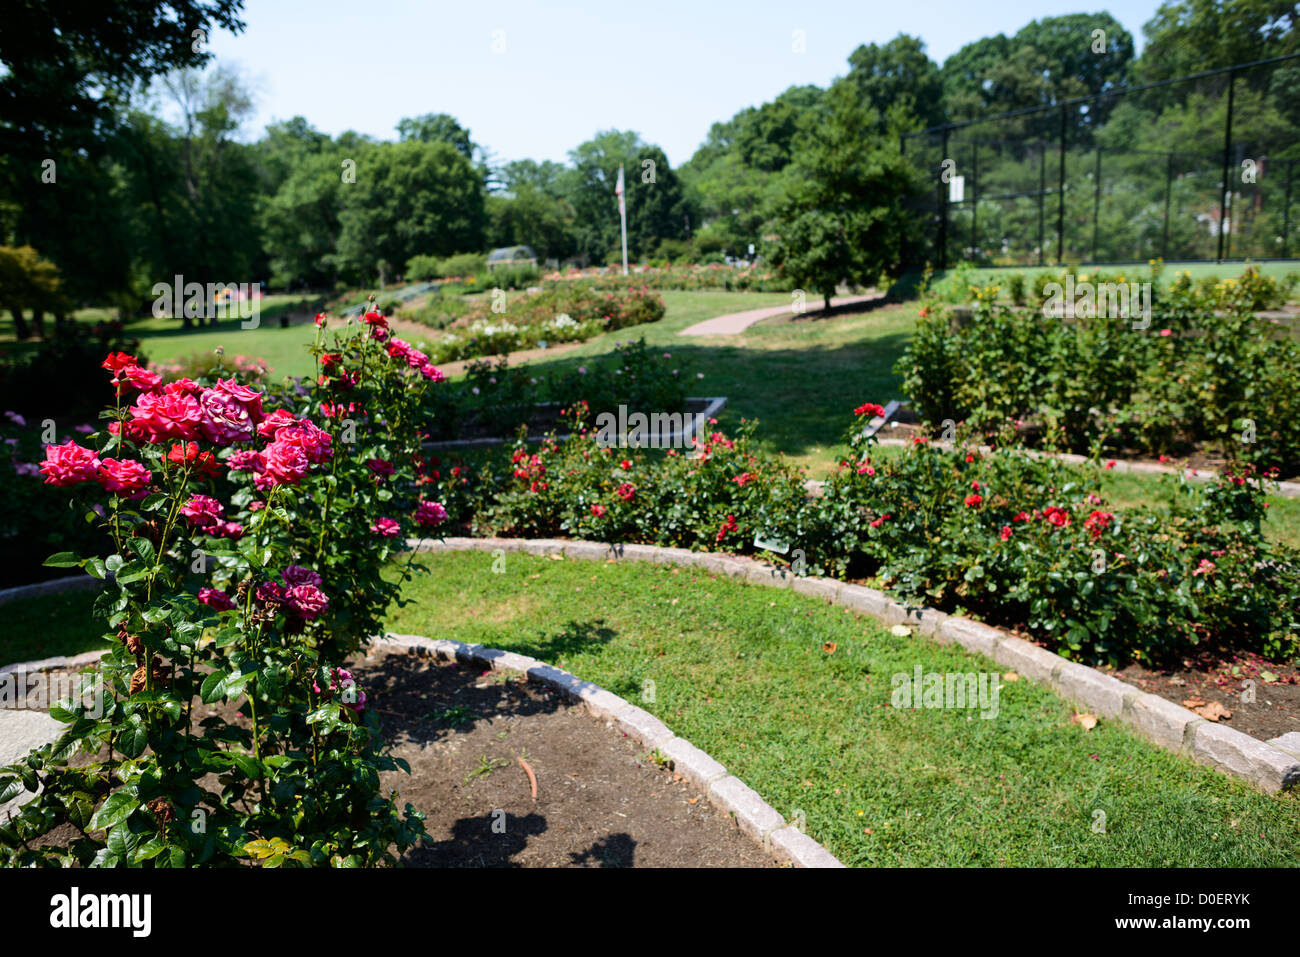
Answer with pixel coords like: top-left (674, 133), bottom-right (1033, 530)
top-left (615, 164), bottom-right (625, 217)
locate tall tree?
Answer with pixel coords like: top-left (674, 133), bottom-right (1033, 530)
top-left (767, 82), bottom-right (920, 310)
top-left (846, 34), bottom-right (946, 133)
top-left (335, 140), bottom-right (486, 285)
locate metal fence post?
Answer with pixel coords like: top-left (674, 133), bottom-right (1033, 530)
top-left (1284, 158), bottom-right (1294, 259)
top-left (1038, 142), bottom-right (1046, 266)
top-left (1057, 105), bottom-right (1067, 265)
top-left (1218, 68), bottom-right (1236, 262)
top-left (1162, 152), bottom-right (1174, 261)
top-left (939, 126), bottom-right (950, 270)
top-left (1092, 146), bottom-right (1102, 263)
top-left (971, 141), bottom-right (979, 259)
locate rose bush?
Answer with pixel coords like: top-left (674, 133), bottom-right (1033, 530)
top-left (899, 274), bottom-right (1300, 474)
top-left (0, 300), bottom-right (449, 867)
top-left (445, 402), bottom-right (1300, 668)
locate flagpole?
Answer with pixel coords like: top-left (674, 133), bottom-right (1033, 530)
top-left (618, 163), bottom-right (628, 276)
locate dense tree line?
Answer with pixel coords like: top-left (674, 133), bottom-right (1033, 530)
top-left (0, 0), bottom-right (1294, 328)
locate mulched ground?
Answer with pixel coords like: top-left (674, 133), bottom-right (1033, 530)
top-left (355, 648), bottom-right (774, 868)
top-left (1102, 652), bottom-right (1299, 742)
top-left (11, 651), bottom-right (775, 868)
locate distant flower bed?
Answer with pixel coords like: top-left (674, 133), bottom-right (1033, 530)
top-left (418, 282), bottom-right (665, 364)
top-left (544, 263), bottom-right (792, 292)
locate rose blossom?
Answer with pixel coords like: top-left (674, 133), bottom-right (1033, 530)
top-left (368, 458), bottom-right (395, 480)
top-left (40, 441), bottom-right (101, 487)
top-left (198, 387), bottom-right (257, 445)
top-left (96, 457), bottom-right (152, 495)
top-left (258, 440), bottom-right (309, 487)
top-left (180, 494), bottom-right (224, 528)
top-left (256, 408), bottom-right (297, 439)
top-left (226, 449), bottom-right (266, 472)
top-left (282, 565), bottom-right (323, 588)
top-left (273, 420), bottom-right (332, 465)
top-left (198, 587), bottom-right (235, 611)
top-left (286, 583), bottom-right (329, 620)
top-left (129, 391), bottom-right (202, 443)
top-left (371, 517), bottom-right (401, 537)
top-left (415, 500), bottom-right (448, 527)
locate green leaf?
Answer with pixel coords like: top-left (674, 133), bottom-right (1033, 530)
top-left (200, 671), bottom-right (228, 703)
top-left (128, 537), bottom-right (157, 563)
top-left (117, 718), bottom-right (149, 757)
top-left (43, 551), bottom-right (82, 568)
top-left (90, 788), bottom-right (140, 831)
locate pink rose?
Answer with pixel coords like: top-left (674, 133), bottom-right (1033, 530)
top-left (129, 391), bottom-right (202, 443)
top-left (40, 440), bottom-right (101, 487)
top-left (415, 500), bottom-right (448, 527)
top-left (256, 408), bottom-right (297, 439)
top-left (180, 494), bottom-right (224, 528)
top-left (226, 449), bottom-right (266, 472)
top-left (198, 387), bottom-right (257, 445)
top-left (96, 457), bottom-right (152, 495)
top-left (163, 378), bottom-right (202, 397)
top-left (273, 420), bottom-right (332, 465)
top-left (258, 440), bottom-right (309, 487)
top-left (198, 587), bottom-right (235, 611)
top-left (367, 458), bottom-right (395, 480)
top-left (212, 521), bottom-right (244, 540)
top-left (285, 583), bottom-right (329, 620)
top-left (371, 517), bottom-right (401, 537)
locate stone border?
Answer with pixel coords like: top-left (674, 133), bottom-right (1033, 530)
top-left (423, 397), bottom-right (728, 454)
top-left (407, 536), bottom-right (1300, 795)
top-left (871, 436), bottom-right (1300, 499)
top-left (0, 574), bottom-right (101, 608)
top-left (371, 632), bottom-right (843, 868)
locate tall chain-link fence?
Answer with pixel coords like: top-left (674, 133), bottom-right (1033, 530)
top-left (901, 53), bottom-right (1300, 268)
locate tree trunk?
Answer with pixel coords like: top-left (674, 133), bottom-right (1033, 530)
top-left (9, 306), bottom-right (30, 340)
top-left (31, 307), bottom-right (45, 340)
top-left (823, 292), bottom-right (832, 313)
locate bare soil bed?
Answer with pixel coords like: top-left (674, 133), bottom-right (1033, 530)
top-left (14, 650), bottom-right (776, 868)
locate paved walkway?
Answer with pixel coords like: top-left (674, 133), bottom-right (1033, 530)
top-left (679, 293), bottom-right (883, 336)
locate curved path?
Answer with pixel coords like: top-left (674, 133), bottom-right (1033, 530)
top-left (679, 293), bottom-right (883, 336)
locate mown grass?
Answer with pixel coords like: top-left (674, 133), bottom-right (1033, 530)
top-left (384, 550), bottom-right (1300, 867)
top-left (4, 541), bottom-right (1297, 866)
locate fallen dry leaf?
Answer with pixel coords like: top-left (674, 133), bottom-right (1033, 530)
top-left (1182, 697), bottom-right (1207, 709)
top-left (889, 625), bottom-right (911, 637)
top-left (1072, 712), bottom-right (1098, 730)
top-left (1193, 701), bottom-right (1232, 722)
top-left (687, 797), bottom-right (699, 805)
top-left (1002, 672), bottom-right (1020, 682)
top-left (548, 553), bottom-right (564, 561)
top-left (822, 641), bottom-right (837, 654)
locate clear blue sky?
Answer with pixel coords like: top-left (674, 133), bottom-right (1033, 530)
top-left (206, 0), bottom-right (1166, 167)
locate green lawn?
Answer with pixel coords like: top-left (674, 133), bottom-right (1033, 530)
top-left (7, 554), bottom-right (1294, 866)
top-left (382, 551), bottom-right (1300, 867)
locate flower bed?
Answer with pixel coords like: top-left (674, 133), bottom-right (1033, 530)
top-left (899, 276), bottom-right (1300, 476)
top-left (448, 403), bottom-right (1300, 668)
top-left (415, 282), bottom-right (665, 364)
top-left (1, 301), bottom-right (449, 867)
top-left (543, 263), bottom-right (793, 293)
